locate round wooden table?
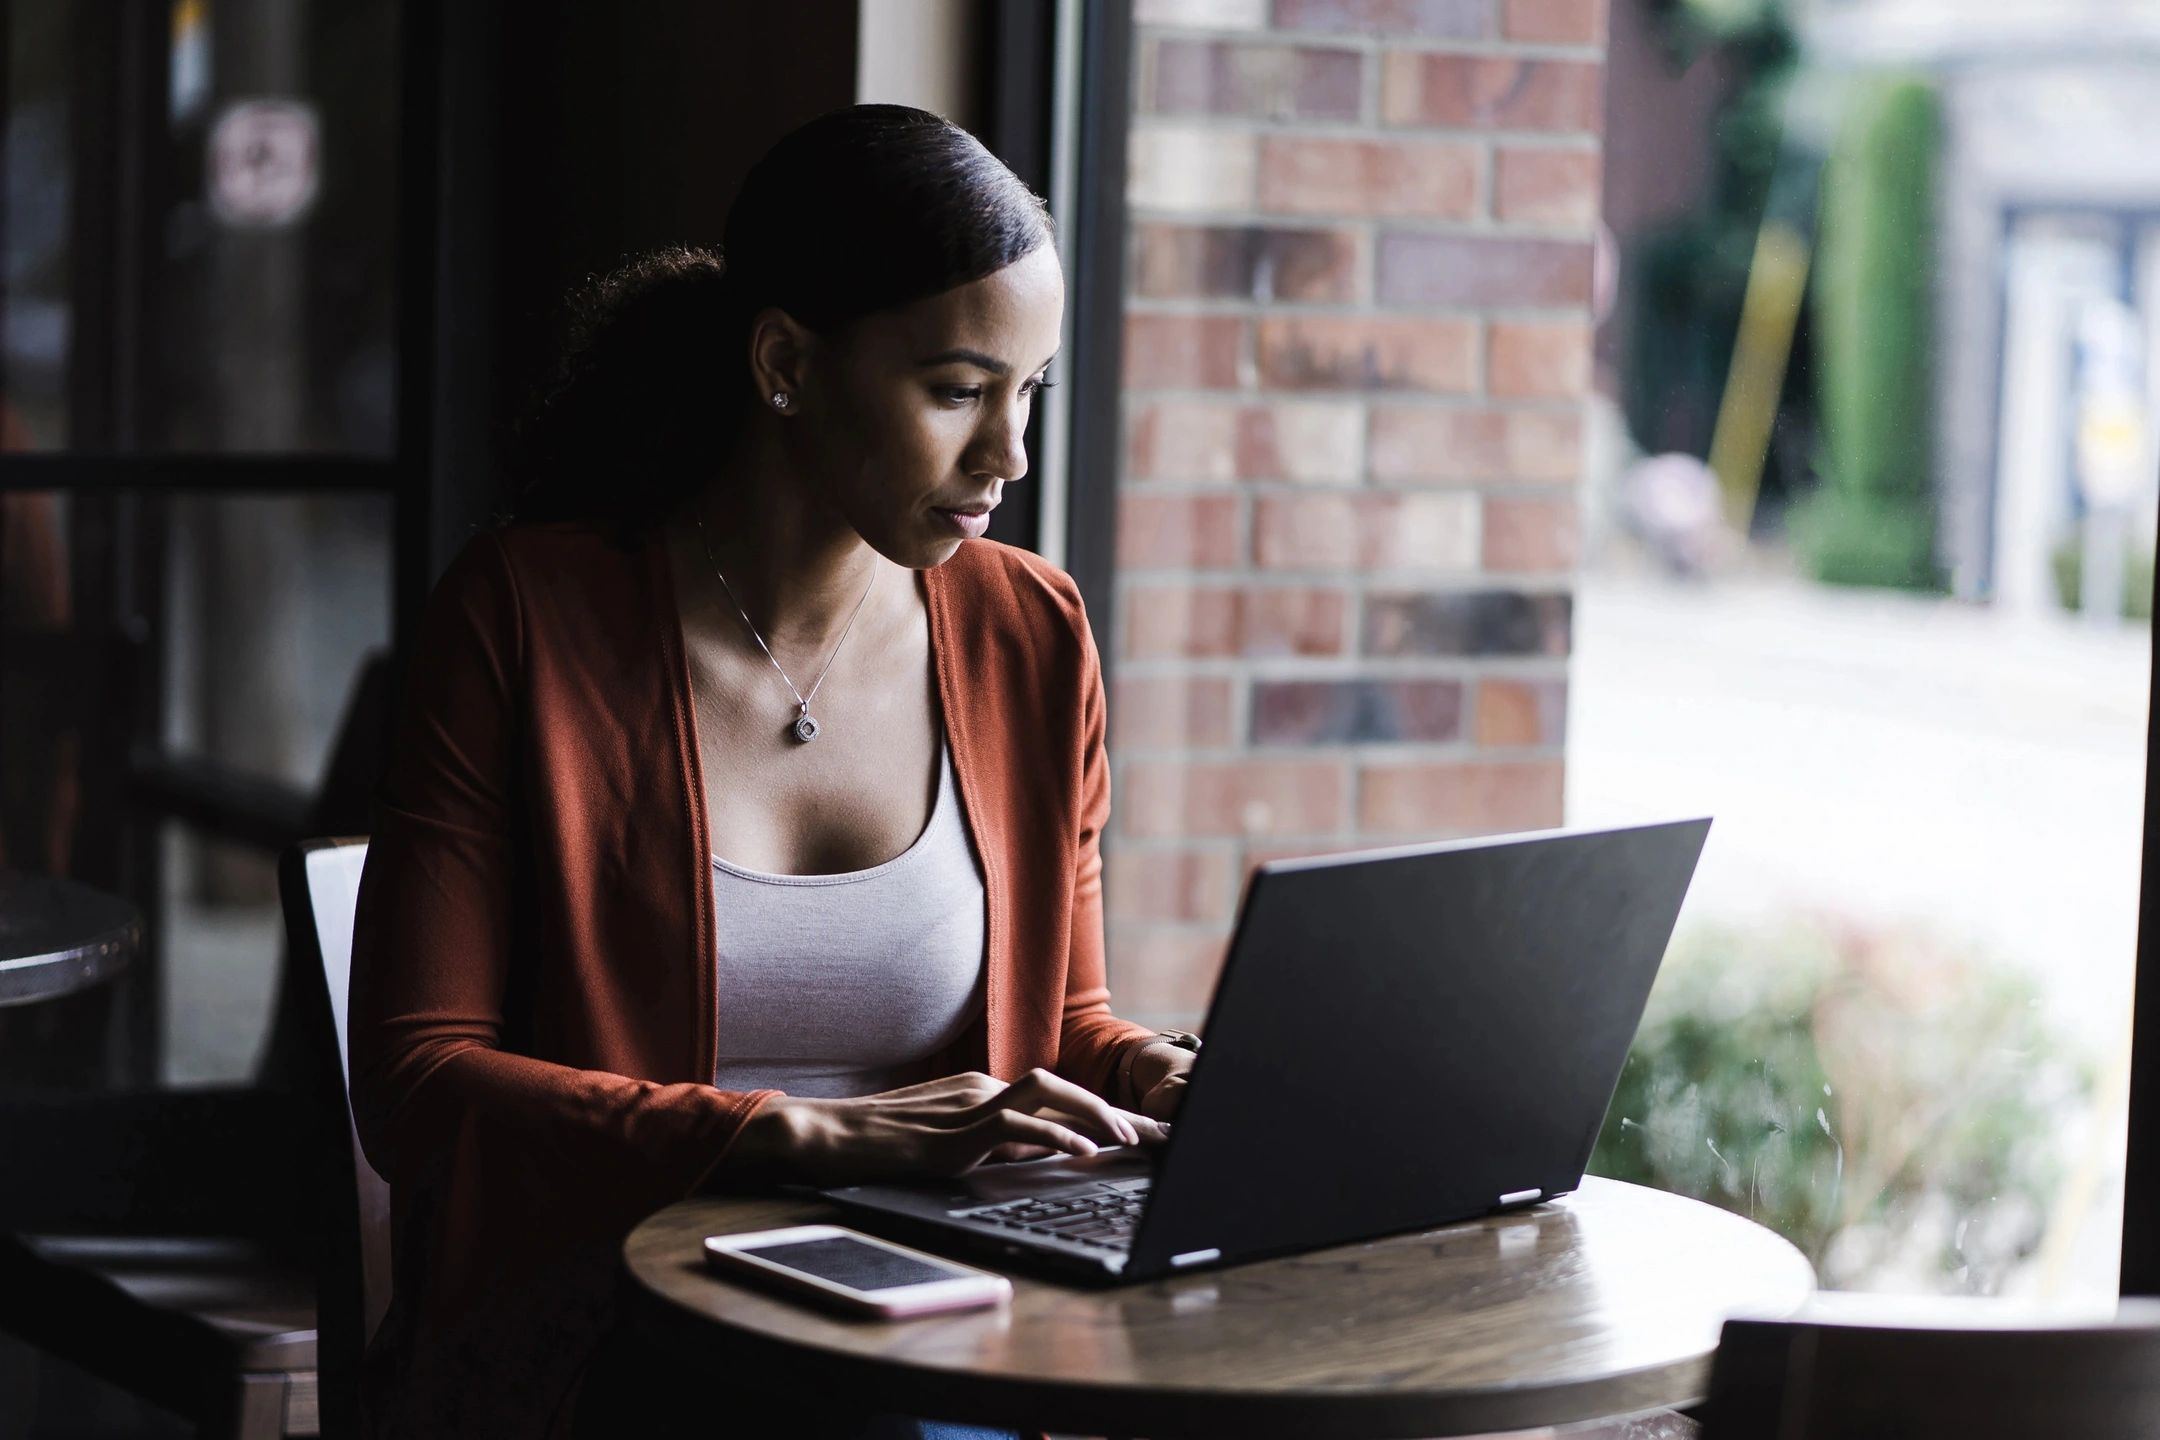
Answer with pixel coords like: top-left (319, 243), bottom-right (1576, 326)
top-left (0, 871), bottom-right (139, 1009)
top-left (624, 1176), bottom-right (1816, 1438)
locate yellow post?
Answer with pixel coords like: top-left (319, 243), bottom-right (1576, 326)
top-left (1706, 220), bottom-right (1813, 533)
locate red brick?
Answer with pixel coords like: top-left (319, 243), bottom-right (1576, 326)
top-left (1112, 675), bottom-right (1237, 749)
top-left (1253, 493), bottom-right (1479, 571)
top-left (1134, 224), bottom-right (1360, 303)
top-left (1124, 584), bottom-right (1350, 658)
top-left (1121, 758), bottom-right (1349, 838)
top-left (1273, 0), bottom-right (1492, 38)
top-left (1107, 929), bottom-right (1227, 1025)
top-left (1234, 400), bottom-right (1363, 482)
top-left (1488, 321), bottom-right (1592, 398)
top-left (1256, 316), bottom-right (1476, 393)
top-left (1251, 679), bottom-right (1464, 744)
top-left (1127, 586), bottom-right (1241, 657)
top-left (1483, 495), bottom-right (1581, 573)
top-left (1117, 493), bottom-right (1243, 570)
top-left (1357, 759), bottom-right (1566, 834)
top-left (1475, 677), bottom-right (1567, 746)
top-left (1382, 52), bottom-right (1603, 132)
top-left (1128, 127), bottom-right (1260, 212)
top-left (1236, 586), bottom-right (1353, 653)
top-left (1259, 136), bottom-right (1480, 218)
top-left (1124, 314), bottom-right (1246, 389)
top-left (1503, 0), bottom-right (1605, 43)
top-left (1138, 0), bottom-right (1268, 26)
top-left (1127, 399), bottom-right (1241, 482)
top-left (1368, 406), bottom-right (1582, 483)
top-left (1377, 232), bottom-right (1593, 307)
top-left (1364, 589), bottom-right (1572, 656)
top-left (1149, 39), bottom-right (1364, 122)
top-left (1107, 847), bottom-right (1239, 924)
top-left (1495, 147), bottom-right (1602, 227)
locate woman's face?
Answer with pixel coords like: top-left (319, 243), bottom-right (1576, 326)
top-left (789, 243), bottom-right (1066, 569)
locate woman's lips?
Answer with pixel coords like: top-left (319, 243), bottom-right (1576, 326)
top-left (934, 507), bottom-right (994, 539)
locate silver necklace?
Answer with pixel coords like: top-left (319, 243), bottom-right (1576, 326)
top-left (694, 515), bottom-right (874, 744)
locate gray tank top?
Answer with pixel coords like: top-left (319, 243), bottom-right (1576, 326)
top-left (709, 742), bottom-right (987, 1098)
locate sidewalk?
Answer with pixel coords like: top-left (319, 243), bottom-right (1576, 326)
top-left (1567, 570), bottom-right (2150, 1053)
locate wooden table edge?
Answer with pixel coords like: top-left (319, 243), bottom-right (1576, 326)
top-left (622, 1179), bottom-right (1812, 1439)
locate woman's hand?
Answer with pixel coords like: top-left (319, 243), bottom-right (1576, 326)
top-left (726, 1068), bottom-right (1170, 1186)
top-left (1129, 1041), bottom-right (1197, 1123)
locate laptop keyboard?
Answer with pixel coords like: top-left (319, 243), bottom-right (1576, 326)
top-left (966, 1184), bottom-right (1149, 1249)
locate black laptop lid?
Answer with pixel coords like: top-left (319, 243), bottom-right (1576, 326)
top-left (1126, 818), bottom-right (1711, 1276)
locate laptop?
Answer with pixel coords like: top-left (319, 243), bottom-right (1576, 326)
top-left (820, 817), bottom-right (1711, 1283)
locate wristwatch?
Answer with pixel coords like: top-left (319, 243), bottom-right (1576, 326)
top-left (1120, 1029), bottom-right (1202, 1105)
top-left (1152, 1029), bottom-right (1203, 1056)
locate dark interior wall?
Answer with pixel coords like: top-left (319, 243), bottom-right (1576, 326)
top-left (429, 0), bottom-right (863, 576)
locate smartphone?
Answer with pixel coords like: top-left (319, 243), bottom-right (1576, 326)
top-left (702, 1224), bottom-right (1013, 1319)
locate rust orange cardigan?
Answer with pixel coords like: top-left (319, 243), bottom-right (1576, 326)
top-left (347, 522), bottom-right (1158, 1437)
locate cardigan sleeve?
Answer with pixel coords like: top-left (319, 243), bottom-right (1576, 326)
top-left (346, 533), bottom-right (774, 1258)
top-left (1049, 593), bottom-right (1161, 1107)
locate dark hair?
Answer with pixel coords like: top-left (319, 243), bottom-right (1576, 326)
top-left (510, 104), bottom-right (1054, 540)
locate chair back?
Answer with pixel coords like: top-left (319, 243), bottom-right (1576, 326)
top-left (1705, 1303), bottom-right (2160, 1439)
top-left (278, 838), bottom-right (386, 1440)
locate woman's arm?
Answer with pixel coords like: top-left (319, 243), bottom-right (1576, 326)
top-left (1047, 594), bottom-right (1185, 1111)
top-left (346, 533), bottom-right (772, 1232)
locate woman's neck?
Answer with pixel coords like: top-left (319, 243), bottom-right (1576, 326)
top-left (673, 435), bottom-right (889, 654)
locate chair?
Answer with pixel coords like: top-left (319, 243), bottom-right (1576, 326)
top-left (276, 839), bottom-right (386, 1439)
top-left (0, 661), bottom-right (389, 1439)
top-left (1702, 1300), bottom-right (2160, 1438)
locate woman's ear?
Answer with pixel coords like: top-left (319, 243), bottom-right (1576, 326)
top-left (747, 307), bottom-right (814, 414)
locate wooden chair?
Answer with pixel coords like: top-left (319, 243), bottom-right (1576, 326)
top-left (0, 662), bottom-right (390, 1439)
top-left (1702, 1300), bottom-right (2160, 1438)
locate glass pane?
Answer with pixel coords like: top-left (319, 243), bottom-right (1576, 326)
top-left (153, 0), bottom-right (402, 454)
top-left (0, 491), bottom-right (389, 1087)
top-left (1577, 2), bottom-right (2150, 1304)
top-left (0, 0), bottom-right (401, 456)
top-left (158, 492), bottom-right (391, 1084)
top-left (2, 1), bottom-right (75, 452)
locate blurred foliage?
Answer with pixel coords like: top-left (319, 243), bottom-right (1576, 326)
top-left (1793, 74), bottom-right (1944, 591)
top-left (2050, 536), bottom-right (2156, 622)
top-left (1591, 916), bottom-right (2091, 1292)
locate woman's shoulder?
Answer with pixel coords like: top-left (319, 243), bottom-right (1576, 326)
top-left (432, 521), bottom-right (649, 604)
top-left (420, 521), bottom-right (659, 662)
top-left (931, 538), bottom-right (1093, 645)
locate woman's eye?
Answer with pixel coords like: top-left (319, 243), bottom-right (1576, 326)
top-left (935, 377), bottom-right (1054, 406)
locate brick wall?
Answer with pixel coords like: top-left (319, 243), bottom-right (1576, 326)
top-left (1107, 0), bottom-right (1606, 1028)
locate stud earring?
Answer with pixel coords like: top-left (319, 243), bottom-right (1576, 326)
top-left (771, 392), bottom-right (790, 410)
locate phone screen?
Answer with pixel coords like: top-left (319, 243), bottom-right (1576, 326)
top-left (739, 1236), bottom-right (970, 1292)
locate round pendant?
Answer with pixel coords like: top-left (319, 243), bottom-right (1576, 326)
top-left (791, 712), bottom-right (821, 744)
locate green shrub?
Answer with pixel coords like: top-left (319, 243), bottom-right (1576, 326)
top-left (2049, 535), bottom-right (2155, 622)
top-left (1591, 915), bottom-right (2090, 1291)
top-left (1796, 73), bottom-right (1944, 591)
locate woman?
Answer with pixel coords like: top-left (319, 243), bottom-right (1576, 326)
top-left (347, 104), bottom-right (1197, 1438)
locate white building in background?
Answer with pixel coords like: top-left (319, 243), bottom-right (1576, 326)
top-left (1800, 0), bottom-right (2160, 615)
